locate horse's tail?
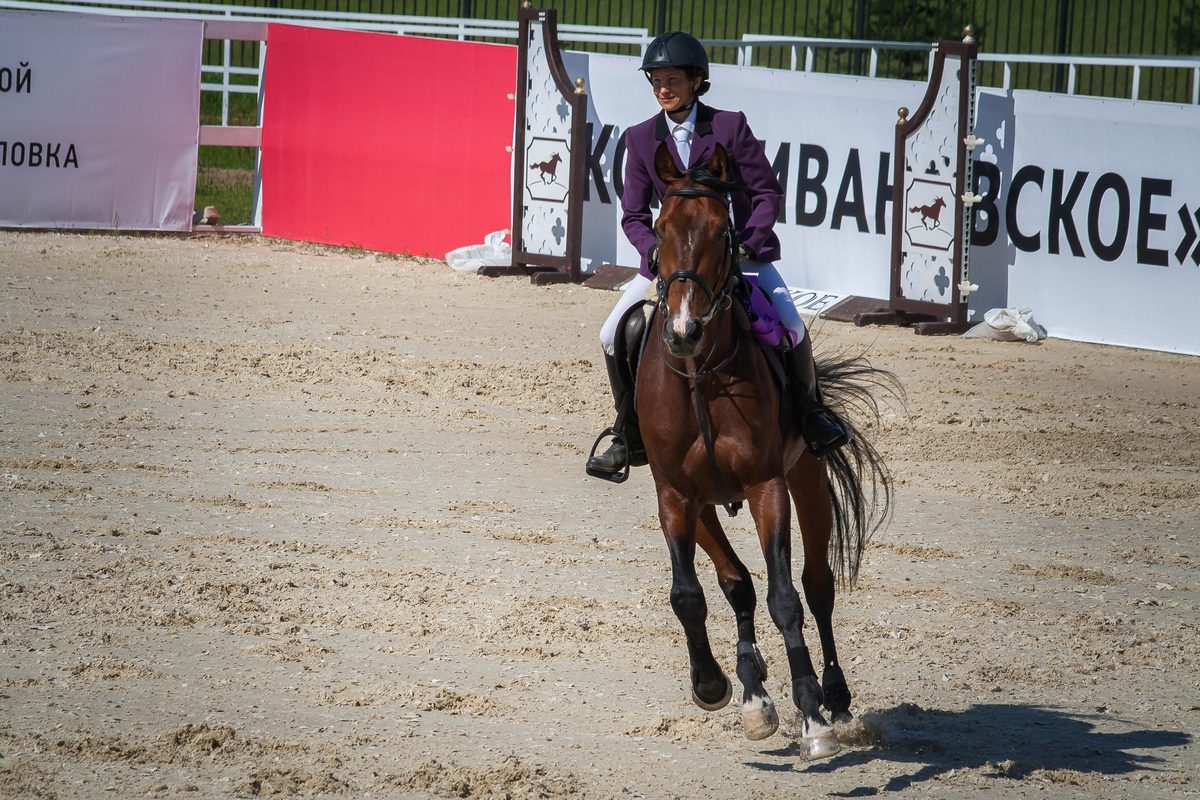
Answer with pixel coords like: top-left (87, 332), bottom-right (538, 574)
top-left (816, 351), bottom-right (903, 588)
top-left (908, 205), bottom-right (922, 213)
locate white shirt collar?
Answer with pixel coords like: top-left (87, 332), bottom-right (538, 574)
top-left (667, 102), bottom-right (698, 134)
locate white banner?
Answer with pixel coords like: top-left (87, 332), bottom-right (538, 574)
top-left (0, 10), bottom-right (202, 230)
top-left (569, 50), bottom-right (1200, 354)
top-left (971, 89), bottom-right (1200, 355)
top-left (565, 50), bottom-right (924, 301)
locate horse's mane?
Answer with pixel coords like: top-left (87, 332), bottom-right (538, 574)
top-left (683, 165), bottom-right (742, 195)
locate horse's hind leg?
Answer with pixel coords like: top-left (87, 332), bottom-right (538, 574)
top-left (747, 477), bottom-right (840, 759)
top-left (788, 453), bottom-right (852, 723)
top-left (657, 492), bottom-right (730, 711)
top-left (696, 505), bottom-right (777, 740)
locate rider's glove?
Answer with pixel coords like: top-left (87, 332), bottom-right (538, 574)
top-left (648, 244), bottom-right (660, 272)
top-left (737, 243), bottom-right (755, 264)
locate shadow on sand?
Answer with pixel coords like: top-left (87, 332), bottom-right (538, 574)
top-left (744, 703), bottom-right (1191, 794)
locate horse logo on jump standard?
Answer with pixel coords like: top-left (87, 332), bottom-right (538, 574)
top-left (530, 152), bottom-right (562, 184)
top-left (910, 196), bottom-right (947, 230)
top-left (903, 177), bottom-right (955, 251)
top-left (525, 136), bottom-right (569, 204)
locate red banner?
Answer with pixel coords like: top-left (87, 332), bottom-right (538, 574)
top-left (262, 25), bottom-right (515, 258)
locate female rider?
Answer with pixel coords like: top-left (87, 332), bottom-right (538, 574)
top-left (586, 31), bottom-right (850, 480)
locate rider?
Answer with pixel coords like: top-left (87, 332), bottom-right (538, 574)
top-left (586, 31), bottom-right (851, 480)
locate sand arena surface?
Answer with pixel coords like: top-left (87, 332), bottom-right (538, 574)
top-left (1, 231), bottom-right (1197, 799)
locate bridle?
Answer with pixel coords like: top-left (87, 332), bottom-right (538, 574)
top-left (653, 182), bottom-right (745, 516)
top-left (653, 186), bottom-right (740, 381)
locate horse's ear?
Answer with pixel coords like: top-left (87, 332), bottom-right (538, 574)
top-left (655, 141), bottom-right (683, 184)
top-left (706, 145), bottom-right (731, 182)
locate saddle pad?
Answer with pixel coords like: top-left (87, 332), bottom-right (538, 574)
top-left (741, 275), bottom-right (799, 351)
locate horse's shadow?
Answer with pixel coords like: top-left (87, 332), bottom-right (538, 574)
top-left (744, 703), bottom-right (1190, 794)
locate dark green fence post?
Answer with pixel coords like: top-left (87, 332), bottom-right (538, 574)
top-left (1053, 0), bottom-right (1072, 92)
top-left (852, 0), bottom-right (868, 73)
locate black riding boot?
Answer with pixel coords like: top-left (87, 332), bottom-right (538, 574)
top-left (787, 336), bottom-right (851, 457)
top-left (585, 353), bottom-right (646, 480)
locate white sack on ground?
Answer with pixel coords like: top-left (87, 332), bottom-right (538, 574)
top-left (445, 229), bottom-right (511, 273)
top-left (962, 307), bottom-right (1048, 343)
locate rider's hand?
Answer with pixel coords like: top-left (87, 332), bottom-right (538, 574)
top-left (648, 245), bottom-right (660, 272)
top-left (737, 244), bottom-right (755, 263)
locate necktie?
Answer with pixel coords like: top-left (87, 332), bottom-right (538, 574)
top-left (672, 125), bottom-right (691, 168)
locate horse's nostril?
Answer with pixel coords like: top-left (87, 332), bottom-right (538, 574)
top-left (685, 319), bottom-right (703, 342)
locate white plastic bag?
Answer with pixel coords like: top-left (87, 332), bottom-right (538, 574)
top-left (445, 229), bottom-right (511, 273)
top-left (962, 306), bottom-right (1047, 343)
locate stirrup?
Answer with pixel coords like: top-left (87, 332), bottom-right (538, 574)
top-left (803, 411), bottom-right (851, 458)
top-left (586, 427), bottom-right (630, 483)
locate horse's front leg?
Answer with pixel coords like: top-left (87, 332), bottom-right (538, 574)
top-left (658, 488), bottom-right (731, 710)
top-left (747, 477), bottom-right (841, 760)
top-left (695, 505), bottom-right (776, 740)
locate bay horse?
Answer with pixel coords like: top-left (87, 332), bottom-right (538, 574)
top-left (635, 142), bottom-right (895, 759)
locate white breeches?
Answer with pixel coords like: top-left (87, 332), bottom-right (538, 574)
top-left (598, 261), bottom-right (808, 356)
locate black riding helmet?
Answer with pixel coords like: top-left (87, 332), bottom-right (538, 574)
top-left (640, 31), bottom-right (711, 96)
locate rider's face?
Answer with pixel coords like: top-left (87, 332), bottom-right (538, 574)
top-left (649, 67), bottom-right (701, 114)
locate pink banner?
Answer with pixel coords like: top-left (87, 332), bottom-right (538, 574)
top-left (262, 25), bottom-right (516, 258)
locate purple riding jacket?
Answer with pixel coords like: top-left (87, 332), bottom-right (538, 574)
top-left (621, 101), bottom-right (784, 279)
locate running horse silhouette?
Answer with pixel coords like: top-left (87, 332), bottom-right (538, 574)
top-left (909, 195), bottom-right (947, 229)
top-left (633, 142), bottom-right (896, 759)
top-left (529, 152), bottom-right (562, 185)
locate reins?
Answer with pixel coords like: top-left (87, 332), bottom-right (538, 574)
top-left (655, 182), bottom-right (744, 517)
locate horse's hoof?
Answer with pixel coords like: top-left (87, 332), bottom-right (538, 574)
top-left (691, 672), bottom-right (732, 711)
top-left (741, 695), bottom-right (779, 741)
top-left (806, 733), bottom-right (841, 760)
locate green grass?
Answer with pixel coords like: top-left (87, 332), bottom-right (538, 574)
top-left (196, 84), bottom-right (259, 226)
top-left (195, 147), bottom-right (256, 226)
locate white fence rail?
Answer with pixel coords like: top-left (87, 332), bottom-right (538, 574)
top-left (729, 34), bottom-right (934, 78)
top-left (724, 34), bottom-right (1200, 105)
top-left (978, 52), bottom-right (1200, 105)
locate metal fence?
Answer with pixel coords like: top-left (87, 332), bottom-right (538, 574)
top-left (191, 0), bottom-right (1198, 104)
top-left (7, 0), bottom-right (1199, 105)
top-left (177, 0), bottom-right (1195, 60)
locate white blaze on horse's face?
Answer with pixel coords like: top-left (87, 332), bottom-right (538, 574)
top-left (670, 229), bottom-right (698, 338)
top-left (672, 285), bottom-right (695, 337)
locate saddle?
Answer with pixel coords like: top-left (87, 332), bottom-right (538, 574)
top-left (613, 300), bottom-right (649, 402)
top-left (615, 278), bottom-right (794, 451)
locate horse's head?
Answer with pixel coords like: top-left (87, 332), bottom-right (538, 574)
top-left (653, 142), bottom-right (738, 360)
